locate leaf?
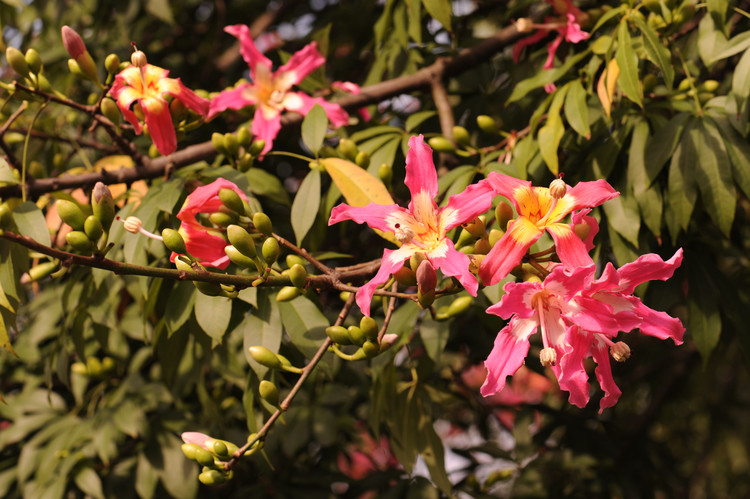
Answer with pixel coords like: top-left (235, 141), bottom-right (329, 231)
top-left (73, 465), bottom-right (104, 499)
top-left (278, 295), bottom-right (328, 359)
top-left (421, 0), bottom-right (451, 32)
top-left (0, 313), bottom-right (16, 356)
top-left (291, 169), bottom-right (321, 245)
top-left (603, 194), bottom-right (641, 247)
top-left (666, 121), bottom-right (698, 239)
top-left (164, 281), bottom-right (195, 336)
top-left (301, 103), bottom-right (328, 155)
top-left (732, 48), bottom-right (750, 100)
top-left (709, 30), bottom-right (750, 62)
top-left (416, 395), bottom-right (452, 496)
top-left (706, 112), bottom-right (750, 199)
top-left (145, 0), bottom-right (175, 24)
top-left (597, 58), bottom-right (620, 117)
top-left (633, 15), bottom-right (674, 89)
top-left (538, 114), bottom-right (564, 175)
top-left (241, 291), bottom-right (282, 378)
top-left (321, 157), bottom-right (398, 245)
top-left (405, 110), bottom-right (436, 132)
top-left (644, 112), bottom-right (690, 183)
top-left (694, 118), bottom-right (735, 236)
top-left (508, 51), bottom-right (590, 103)
top-left (420, 317), bottom-right (451, 362)
top-left (194, 293), bottom-right (232, 345)
top-left (688, 259), bottom-right (722, 362)
top-left (615, 21), bottom-right (642, 108)
top-left (564, 80), bottom-right (591, 138)
top-left (245, 168), bottom-right (290, 206)
top-left (405, 0), bottom-right (422, 43)
top-left (698, 15), bottom-right (728, 65)
top-left (12, 201), bottom-right (51, 247)
top-left (628, 119), bottom-right (663, 236)
top-left (0, 159), bottom-right (18, 184)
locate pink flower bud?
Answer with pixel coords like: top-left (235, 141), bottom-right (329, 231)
top-left (61, 26), bottom-right (86, 59)
top-left (416, 259), bottom-right (437, 294)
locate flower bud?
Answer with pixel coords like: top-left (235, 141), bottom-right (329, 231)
top-left (84, 215), bottom-right (104, 242)
top-left (86, 357), bottom-right (103, 378)
top-left (6, 47), bottom-right (30, 78)
top-left (427, 136), bottom-right (455, 153)
top-left (337, 138), bottom-right (358, 161)
top-left (539, 347), bottom-right (557, 367)
top-left (237, 127), bottom-right (252, 148)
top-left (326, 325), bottom-right (351, 344)
top-left (261, 237), bottom-right (280, 264)
top-left (57, 199), bottom-right (87, 231)
top-left (409, 252), bottom-right (428, 273)
top-left (101, 357), bottom-right (115, 374)
top-left (259, 380), bottom-right (280, 407)
top-left (360, 316), bottom-right (378, 341)
top-left (223, 133), bottom-right (239, 157)
top-left (162, 228), bottom-right (187, 255)
top-left (100, 97), bottom-right (121, 126)
top-left (574, 223), bottom-right (591, 242)
top-left (249, 346), bottom-right (282, 369)
top-left (76, 49), bottom-right (100, 84)
top-left (417, 260), bottom-right (437, 309)
top-left (362, 340), bottom-right (380, 358)
top-left (248, 139), bottom-right (266, 157)
top-left (211, 440), bottom-right (229, 458)
top-left (494, 201), bottom-right (514, 230)
top-left (549, 178), bottom-right (567, 199)
top-left (488, 228), bottom-right (503, 247)
top-left (61, 26), bottom-right (85, 58)
top-left (71, 362), bottom-right (88, 376)
top-left (67, 58), bottom-right (83, 76)
top-left (0, 204), bottom-right (12, 229)
top-left (515, 17), bottom-right (534, 33)
top-left (122, 216), bottom-right (143, 234)
top-left (347, 325), bottom-right (366, 346)
top-left (195, 281), bottom-right (223, 296)
top-left (226, 225), bottom-right (256, 258)
top-left (92, 182), bottom-right (115, 231)
top-left (211, 132), bottom-right (228, 155)
top-left (610, 342), bottom-right (631, 362)
top-left (477, 115), bottom-right (500, 134)
top-left (24, 49), bottom-right (42, 74)
top-left (238, 153), bottom-right (254, 172)
top-left (463, 216), bottom-right (486, 237)
top-left (130, 49), bottom-right (147, 68)
top-left (378, 163), bottom-right (393, 186)
top-left (275, 286), bottom-right (300, 302)
top-left (447, 296), bottom-right (473, 317)
top-left (225, 245), bottom-right (256, 268)
top-left (379, 333), bottom-right (399, 352)
top-left (24, 261), bottom-right (61, 282)
top-left (286, 254), bottom-right (307, 268)
top-left (393, 266), bottom-right (416, 286)
top-left (473, 238), bottom-right (491, 255)
top-left (170, 98), bottom-right (188, 122)
top-left (105, 53), bottom-right (121, 74)
top-left (209, 210), bottom-right (237, 227)
top-left (219, 188), bottom-right (245, 215)
top-left (452, 125), bottom-right (470, 146)
top-left (354, 150), bottom-right (370, 168)
top-left (253, 212), bottom-right (273, 234)
top-left (181, 443), bottom-right (200, 461)
top-left (288, 263), bottom-right (307, 288)
top-left (198, 470), bottom-right (226, 486)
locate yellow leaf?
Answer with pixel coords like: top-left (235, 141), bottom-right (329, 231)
top-left (597, 58), bottom-right (620, 118)
top-left (0, 281), bottom-right (14, 313)
top-left (320, 157), bottom-right (399, 246)
top-left (0, 313), bottom-right (17, 357)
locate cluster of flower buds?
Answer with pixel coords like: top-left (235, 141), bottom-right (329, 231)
top-left (248, 345), bottom-right (303, 374)
top-left (325, 316), bottom-right (398, 361)
top-left (4, 44), bottom-right (55, 95)
top-left (180, 432), bottom-right (261, 485)
top-left (70, 356), bottom-right (116, 379)
top-left (211, 129), bottom-right (266, 172)
top-left (55, 182), bottom-right (115, 254)
top-left (61, 26), bottom-right (101, 85)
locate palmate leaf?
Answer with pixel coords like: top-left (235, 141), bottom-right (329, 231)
top-left (615, 21), bottom-right (643, 108)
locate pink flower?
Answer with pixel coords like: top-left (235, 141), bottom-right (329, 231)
top-left (479, 174), bottom-right (618, 286)
top-left (109, 64), bottom-right (209, 156)
top-left (481, 250), bottom-right (685, 411)
top-left (209, 24), bottom-right (351, 155)
top-left (180, 431), bottom-right (213, 450)
top-left (170, 178), bottom-right (248, 269)
top-left (329, 135), bottom-right (496, 316)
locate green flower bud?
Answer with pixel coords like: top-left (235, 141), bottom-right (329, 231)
top-left (84, 215), bottom-right (104, 242)
top-left (198, 470), bottom-right (226, 486)
top-left (237, 127), bottom-right (252, 148)
top-left (393, 265), bottom-right (416, 286)
top-left (0, 204), bottom-right (12, 229)
top-left (86, 357), bottom-right (103, 378)
top-left (224, 245), bottom-right (255, 268)
top-left (288, 263), bottom-right (307, 288)
top-left (105, 53), bottom-right (120, 74)
top-left (226, 225), bottom-right (256, 258)
top-left (418, 289), bottom-right (435, 309)
top-left (347, 325), bottom-right (365, 346)
top-left (212, 440), bottom-right (229, 458)
top-left (452, 125), bottom-right (471, 146)
top-left (276, 286), bottom-right (300, 302)
top-left (248, 139), bottom-right (266, 156)
top-left (488, 228), bottom-right (503, 246)
top-left (378, 163), bottom-right (393, 186)
top-left (28, 160), bottom-right (45, 179)
top-left (286, 254), bottom-right (307, 268)
top-left (447, 296), bottom-right (473, 317)
top-left (24, 48), bottom-right (42, 74)
top-left (354, 150), bottom-right (370, 168)
top-left (409, 252), bottom-right (427, 273)
top-left (326, 325), bottom-right (351, 344)
top-left (71, 362), bottom-right (88, 376)
top-left (463, 216), bottom-right (486, 237)
top-left (253, 212), bottom-right (273, 234)
top-left (66, 231), bottom-right (93, 252)
top-left (362, 340), bottom-right (380, 358)
top-left (193, 446), bottom-right (216, 467)
top-left (249, 346), bottom-right (282, 369)
top-left (259, 380), bottom-right (280, 407)
top-left (700, 80), bottom-right (720, 93)
top-left (76, 50), bottom-right (100, 84)
top-left (360, 316), bottom-right (378, 341)
top-left (219, 189), bottom-right (245, 215)
top-left (92, 182), bottom-right (115, 231)
top-left (68, 58), bottom-right (83, 76)
top-left (101, 356), bottom-right (115, 373)
top-left (473, 238), bottom-right (491, 255)
top-left (477, 115), bottom-right (500, 134)
top-left (6, 47), bottom-right (30, 77)
top-left (162, 228), bottom-right (187, 255)
top-left (170, 98), bottom-right (188, 122)
top-left (212, 132), bottom-right (228, 155)
top-left (209, 211), bottom-right (237, 227)
top-left (262, 237), bottom-right (280, 264)
top-left (495, 201), bottom-right (514, 230)
top-left (337, 138), bottom-right (358, 160)
top-left (238, 153), bottom-right (254, 172)
top-left (26, 261), bottom-right (61, 282)
top-left (427, 136), bottom-right (455, 153)
top-left (181, 443), bottom-right (200, 461)
top-left (100, 97), bottom-right (121, 126)
top-left (36, 73), bottom-right (53, 92)
top-left (223, 133), bottom-right (239, 157)
top-left (195, 281), bottom-right (223, 296)
top-left (434, 306), bottom-right (451, 321)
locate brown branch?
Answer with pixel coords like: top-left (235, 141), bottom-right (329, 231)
top-left (9, 127), bottom-right (120, 154)
top-left (0, 101), bottom-right (29, 136)
top-left (0, 22), bottom-right (524, 200)
top-left (430, 58), bottom-right (455, 139)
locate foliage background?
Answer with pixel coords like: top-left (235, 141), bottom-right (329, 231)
top-left (1, 0), bottom-right (750, 497)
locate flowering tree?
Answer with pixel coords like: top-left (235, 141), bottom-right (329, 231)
top-left (1, 1), bottom-right (749, 497)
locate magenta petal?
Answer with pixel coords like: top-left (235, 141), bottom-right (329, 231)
top-left (440, 177), bottom-right (497, 231)
top-left (486, 172), bottom-right (531, 209)
top-left (631, 299), bottom-right (685, 344)
top-left (224, 24), bottom-right (272, 77)
top-left (179, 226), bottom-right (231, 269)
top-left (356, 248), bottom-right (409, 316)
top-left (142, 99), bottom-right (177, 156)
top-left (481, 320), bottom-right (535, 396)
top-left (251, 107), bottom-right (282, 155)
top-left (487, 280), bottom-right (539, 320)
top-left (328, 202), bottom-right (405, 233)
top-left (571, 208), bottom-right (598, 252)
top-left (172, 79), bottom-right (210, 117)
top-left (404, 135), bottom-right (438, 201)
top-left (277, 42), bottom-right (325, 84)
top-left (285, 93), bottom-right (350, 127)
top-left (616, 248), bottom-right (683, 294)
top-left (565, 179), bottom-right (619, 213)
top-left (181, 432), bottom-right (212, 449)
top-left (547, 223), bottom-right (594, 269)
top-left (555, 330), bottom-right (590, 408)
top-left (568, 295), bottom-right (640, 334)
top-left (208, 83), bottom-right (254, 118)
top-left (479, 218), bottom-right (542, 286)
top-left (512, 29), bottom-right (550, 63)
top-left (427, 239), bottom-right (478, 296)
top-left (591, 340), bottom-right (621, 411)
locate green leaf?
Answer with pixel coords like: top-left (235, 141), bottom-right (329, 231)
top-left (74, 465), bottom-right (104, 499)
top-left (421, 0), bottom-right (451, 32)
top-left (291, 169), bottom-right (321, 245)
top-left (405, 0), bottom-right (422, 43)
top-left (687, 259), bottom-right (722, 362)
top-left (706, 112), bottom-right (750, 199)
top-left (732, 48), bottom-right (750, 100)
top-left (416, 393), bottom-right (452, 496)
top-left (440, 168), bottom-right (476, 207)
top-left (0, 313), bottom-right (16, 356)
top-left (12, 201), bottom-right (50, 247)
top-left (508, 50), bottom-right (590, 103)
top-left (564, 80), bottom-right (591, 138)
top-left (405, 110), bottom-right (436, 132)
top-left (645, 112), bottom-right (690, 183)
top-left (164, 281), bottom-right (195, 337)
top-left (538, 115), bottom-right (564, 175)
top-left (665, 120), bottom-right (698, 239)
top-left (699, 15), bottom-right (728, 65)
top-left (0, 159), bottom-right (18, 184)
top-left (278, 295), bottom-right (328, 359)
top-left (633, 15), bottom-right (674, 89)
top-left (194, 293), bottom-right (232, 345)
top-left (603, 194), bottom-right (641, 247)
top-left (709, 30), bottom-right (750, 62)
top-left (145, 0), bottom-right (174, 24)
top-left (615, 21), bottom-right (643, 107)
top-left (694, 118), bottom-right (735, 236)
top-left (628, 119), bottom-right (663, 236)
top-left (420, 317), bottom-right (451, 362)
top-left (245, 167), bottom-right (290, 206)
top-left (241, 291), bottom-right (282, 378)
top-left (301, 103), bottom-right (328, 155)
top-left (591, 4), bottom-right (627, 34)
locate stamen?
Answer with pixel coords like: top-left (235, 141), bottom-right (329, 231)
top-left (537, 177), bottom-right (567, 226)
top-left (610, 342), bottom-right (631, 362)
top-left (535, 292), bottom-right (554, 366)
top-left (394, 224), bottom-right (415, 244)
top-left (116, 216), bottom-right (163, 241)
top-left (540, 347), bottom-right (557, 367)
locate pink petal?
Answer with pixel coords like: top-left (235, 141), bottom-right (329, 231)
top-left (142, 98), bottom-right (177, 156)
top-left (172, 79), bottom-right (210, 117)
top-left (479, 217), bottom-right (542, 286)
top-left (486, 172), bottom-right (532, 211)
top-left (487, 280), bottom-right (540, 320)
top-left (591, 339), bottom-right (621, 411)
top-left (181, 432), bottom-right (212, 449)
top-left (178, 178), bottom-right (247, 224)
top-left (356, 247), bottom-right (411, 316)
top-left (208, 83), bottom-right (255, 118)
top-left (439, 177), bottom-right (497, 231)
top-left (571, 208), bottom-right (598, 252)
top-left (332, 81), bottom-right (361, 94)
top-left (512, 30), bottom-right (550, 63)
top-left (615, 248), bottom-right (683, 294)
top-left (283, 93), bottom-right (350, 127)
top-left (224, 24), bottom-right (272, 78)
top-left (555, 329), bottom-right (590, 408)
top-left (251, 106), bottom-right (282, 155)
top-left (567, 294), bottom-right (640, 335)
top-left (546, 223), bottom-right (594, 268)
top-left (631, 299), bottom-right (685, 344)
top-left (427, 239), bottom-right (478, 296)
top-left (563, 14), bottom-right (589, 43)
top-left (543, 34), bottom-right (564, 69)
top-left (481, 319), bottom-right (536, 396)
top-left (277, 42), bottom-right (325, 85)
top-left (405, 135), bottom-right (439, 202)
top-left (328, 202), bottom-right (407, 233)
top-left (171, 226), bottom-right (231, 270)
top-left (564, 179), bottom-right (619, 213)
